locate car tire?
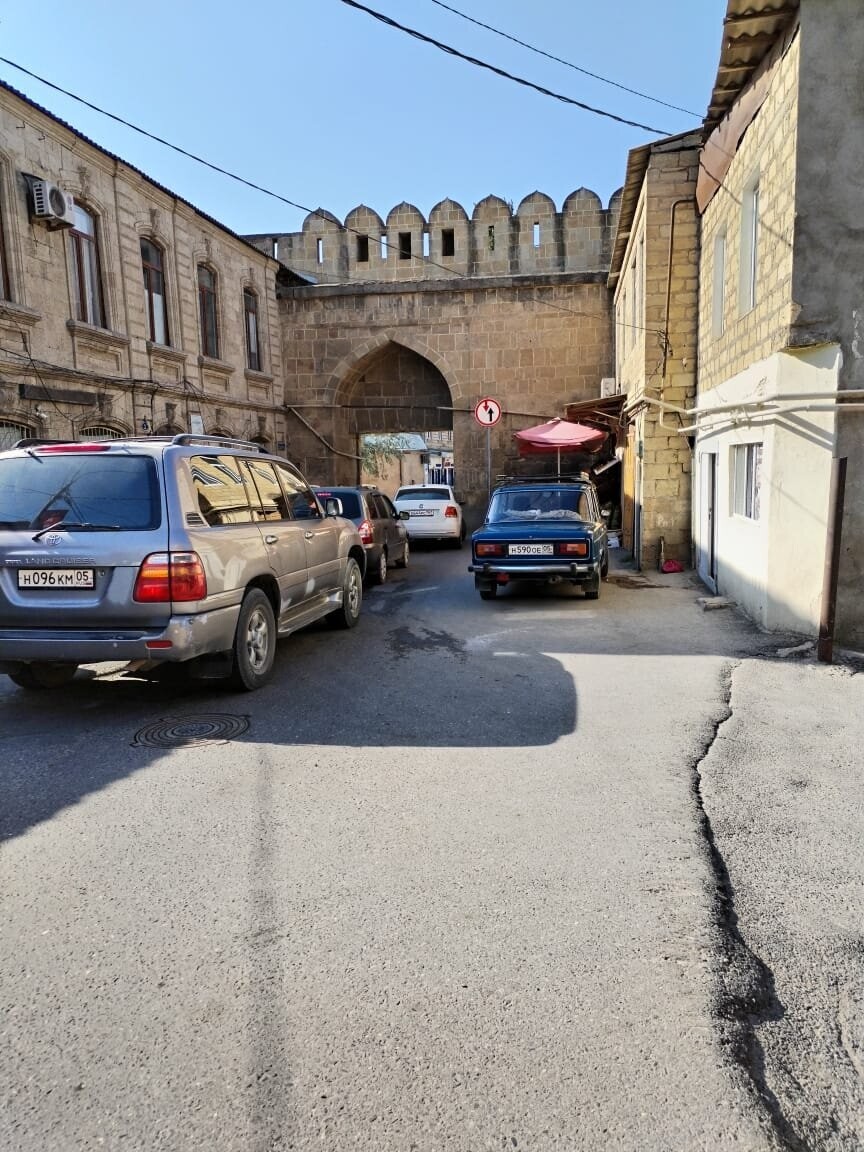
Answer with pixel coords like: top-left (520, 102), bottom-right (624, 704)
top-left (370, 548), bottom-right (387, 586)
top-left (329, 558), bottom-right (363, 629)
top-left (230, 589), bottom-right (276, 691)
top-left (479, 587), bottom-right (497, 600)
top-left (584, 574), bottom-right (601, 601)
top-left (9, 662), bottom-right (79, 690)
top-left (600, 551), bottom-right (609, 579)
top-left (394, 539), bottom-right (409, 568)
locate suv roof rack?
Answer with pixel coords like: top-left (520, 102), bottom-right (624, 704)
top-left (170, 434), bottom-right (268, 452)
top-left (12, 438), bottom-right (70, 448)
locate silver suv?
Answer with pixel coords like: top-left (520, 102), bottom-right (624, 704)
top-left (0, 435), bottom-right (366, 691)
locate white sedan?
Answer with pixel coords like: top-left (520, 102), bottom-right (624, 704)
top-left (393, 484), bottom-right (466, 547)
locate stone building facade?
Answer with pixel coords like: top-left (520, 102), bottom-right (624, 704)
top-left (609, 131), bottom-right (701, 570)
top-left (692, 0), bottom-right (864, 648)
top-left (247, 191), bottom-right (620, 520)
top-left (0, 82), bottom-right (288, 452)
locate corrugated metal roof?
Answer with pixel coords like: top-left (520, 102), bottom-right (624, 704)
top-left (704, 1), bottom-right (800, 130)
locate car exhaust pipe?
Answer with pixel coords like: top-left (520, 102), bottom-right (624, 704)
top-left (547, 575), bottom-right (563, 585)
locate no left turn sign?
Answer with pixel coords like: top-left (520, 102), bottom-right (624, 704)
top-left (473, 397), bottom-right (502, 427)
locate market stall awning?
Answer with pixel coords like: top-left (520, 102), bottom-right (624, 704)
top-left (513, 418), bottom-right (607, 455)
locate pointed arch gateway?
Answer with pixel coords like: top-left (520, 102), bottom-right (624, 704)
top-left (324, 333), bottom-right (458, 486)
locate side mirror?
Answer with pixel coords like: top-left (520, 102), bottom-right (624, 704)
top-left (398, 510), bottom-right (410, 520)
top-left (325, 497), bottom-right (343, 517)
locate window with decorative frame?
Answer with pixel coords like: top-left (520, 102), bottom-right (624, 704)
top-left (141, 238), bottom-right (169, 345)
top-left (68, 204), bottom-right (106, 327)
top-left (197, 264), bottom-right (219, 358)
top-left (79, 425), bottom-right (125, 441)
top-left (0, 419), bottom-right (33, 450)
top-left (243, 287), bottom-right (261, 372)
top-left (0, 192), bottom-right (10, 301)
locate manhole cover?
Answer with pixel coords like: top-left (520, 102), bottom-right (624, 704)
top-left (132, 713), bottom-right (249, 748)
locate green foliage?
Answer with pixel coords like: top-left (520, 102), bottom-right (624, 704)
top-left (360, 434), bottom-right (409, 477)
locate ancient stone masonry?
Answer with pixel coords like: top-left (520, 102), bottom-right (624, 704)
top-left (246, 190), bottom-right (621, 521)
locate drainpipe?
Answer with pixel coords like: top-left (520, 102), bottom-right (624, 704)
top-left (660, 199), bottom-right (694, 398)
top-left (817, 457), bottom-right (847, 663)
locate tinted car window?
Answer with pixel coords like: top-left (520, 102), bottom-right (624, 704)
top-left (396, 487), bottom-right (451, 501)
top-left (369, 494), bottom-right (390, 519)
top-left (315, 490), bottom-right (362, 519)
top-left (0, 454), bottom-right (160, 530)
top-left (191, 455), bottom-right (254, 526)
top-left (242, 459), bottom-right (290, 522)
top-left (488, 487), bottom-right (592, 523)
top-left (274, 462), bottom-right (322, 520)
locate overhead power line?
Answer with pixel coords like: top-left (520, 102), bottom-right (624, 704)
top-left (0, 57), bottom-right (668, 339)
top-left (426, 0), bottom-right (701, 119)
top-left (336, 0), bottom-right (670, 135)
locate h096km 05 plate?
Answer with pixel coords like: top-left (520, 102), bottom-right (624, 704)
top-left (17, 568), bottom-right (95, 589)
top-left (508, 543), bottom-right (554, 556)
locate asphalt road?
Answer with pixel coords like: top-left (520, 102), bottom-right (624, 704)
top-left (2, 547), bottom-right (862, 1150)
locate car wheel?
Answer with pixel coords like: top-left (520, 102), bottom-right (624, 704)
top-left (371, 548), bottom-right (387, 585)
top-left (600, 551), bottom-right (609, 579)
top-left (230, 589), bottom-right (276, 691)
top-left (479, 587), bottom-right (497, 600)
top-left (584, 574), bottom-right (601, 601)
top-left (329, 558), bottom-right (363, 629)
top-left (394, 538), bottom-right (409, 568)
top-left (9, 662), bottom-right (79, 690)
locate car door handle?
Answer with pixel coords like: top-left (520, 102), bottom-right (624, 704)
top-left (264, 534), bottom-right (278, 545)
top-left (305, 531), bottom-right (315, 540)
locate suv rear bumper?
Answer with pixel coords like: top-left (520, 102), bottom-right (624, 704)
top-left (0, 605), bottom-right (240, 668)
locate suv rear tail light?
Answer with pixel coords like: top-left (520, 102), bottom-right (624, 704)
top-left (475, 542), bottom-right (504, 557)
top-left (560, 541), bottom-right (589, 557)
top-left (358, 518), bottom-right (374, 546)
top-left (444, 505), bottom-right (459, 518)
top-left (133, 552), bottom-right (207, 602)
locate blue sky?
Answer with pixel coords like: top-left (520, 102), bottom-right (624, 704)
top-left (1, 1), bottom-right (726, 237)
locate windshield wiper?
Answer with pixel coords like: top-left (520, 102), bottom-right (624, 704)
top-left (32, 521), bottom-right (121, 541)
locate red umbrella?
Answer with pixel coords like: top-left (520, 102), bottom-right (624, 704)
top-left (513, 418), bottom-right (607, 473)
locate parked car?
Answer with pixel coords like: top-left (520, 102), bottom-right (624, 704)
top-left (0, 434), bottom-right (366, 692)
top-left (468, 476), bottom-right (608, 600)
top-left (393, 484), bottom-right (466, 547)
top-left (312, 485), bottom-right (409, 585)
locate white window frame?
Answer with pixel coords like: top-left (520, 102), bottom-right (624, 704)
top-left (739, 174), bottom-right (760, 315)
top-left (731, 443), bottom-right (763, 520)
top-left (712, 229), bottom-right (726, 338)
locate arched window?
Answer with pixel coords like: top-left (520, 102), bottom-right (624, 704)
top-left (68, 204), bottom-right (105, 327)
top-left (243, 287), bottom-right (261, 372)
top-left (79, 425), bottom-right (125, 441)
top-left (197, 265), bottom-right (219, 358)
top-left (141, 238), bottom-right (169, 345)
top-left (0, 419), bottom-right (33, 450)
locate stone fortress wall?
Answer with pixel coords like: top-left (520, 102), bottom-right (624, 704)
top-left (247, 188), bottom-right (621, 285)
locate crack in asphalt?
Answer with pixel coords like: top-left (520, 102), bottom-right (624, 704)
top-left (692, 661), bottom-right (810, 1152)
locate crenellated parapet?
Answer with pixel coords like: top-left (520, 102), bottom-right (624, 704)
top-left (245, 188), bottom-right (621, 285)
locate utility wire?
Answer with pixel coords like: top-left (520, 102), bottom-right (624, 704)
top-left (336, 0), bottom-right (670, 135)
top-left (426, 0), bottom-right (700, 119)
top-left (0, 57), bottom-right (668, 341)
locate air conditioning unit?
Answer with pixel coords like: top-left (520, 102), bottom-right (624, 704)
top-left (31, 179), bottom-right (76, 228)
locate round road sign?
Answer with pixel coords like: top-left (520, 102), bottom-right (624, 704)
top-left (473, 397), bottom-right (502, 427)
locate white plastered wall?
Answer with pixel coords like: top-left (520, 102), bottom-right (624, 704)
top-left (694, 344), bottom-right (840, 634)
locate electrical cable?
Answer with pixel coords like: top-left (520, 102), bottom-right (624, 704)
top-left (336, 0), bottom-right (669, 134)
top-left (425, 0), bottom-right (701, 119)
top-left (0, 58), bottom-right (669, 339)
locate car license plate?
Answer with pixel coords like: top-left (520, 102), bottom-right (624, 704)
top-left (409, 510), bottom-right (434, 516)
top-left (17, 568), bottom-right (95, 589)
top-left (508, 543), bottom-right (554, 556)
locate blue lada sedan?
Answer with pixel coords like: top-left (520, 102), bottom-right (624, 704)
top-left (468, 477), bottom-right (608, 601)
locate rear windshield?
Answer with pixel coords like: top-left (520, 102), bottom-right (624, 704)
top-left (396, 487), bottom-right (450, 501)
top-left (0, 454), bottom-right (161, 531)
top-left (315, 490), bottom-right (362, 518)
top-left (487, 486), bottom-right (592, 524)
